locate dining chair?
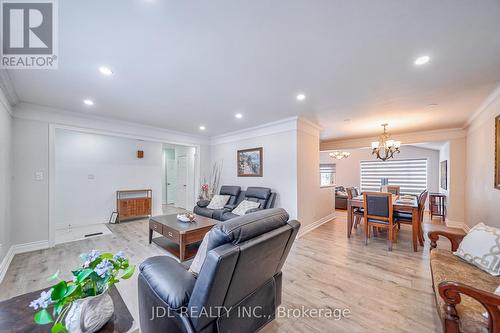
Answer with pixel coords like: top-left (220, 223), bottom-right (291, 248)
top-left (395, 190), bottom-right (428, 246)
top-left (363, 192), bottom-right (398, 251)
top-left (347, 187), bottom-right (363, 229)
top-left (381, 185), bottom-right (401, 196)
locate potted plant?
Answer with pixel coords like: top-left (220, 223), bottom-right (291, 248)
top-left (29, 250), bottom-right (135, 333)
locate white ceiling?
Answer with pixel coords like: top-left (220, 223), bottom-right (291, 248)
top-left (6, 0), bottom-right (500, 140)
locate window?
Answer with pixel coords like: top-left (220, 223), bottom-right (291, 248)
top-left (320, 163), bottom-right (336, 187)
top-left (360, 159), bottom-right (427, 195)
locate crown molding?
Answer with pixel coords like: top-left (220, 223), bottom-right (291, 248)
top-left (210, 116), bottom-right (300, 145)
top-left (0, 70), bottom-right (18, 113)
top-left (13, 102), bottom-right (209, 146)
top-left (464, 84), bottom-right (500, 133)
top-left (321, 127), bottom-right (466, 151)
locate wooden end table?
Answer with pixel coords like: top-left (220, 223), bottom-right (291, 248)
top-left (0, 285), bottom-right (136, 333)
top-left (149, 214), bottom-right (218, 261)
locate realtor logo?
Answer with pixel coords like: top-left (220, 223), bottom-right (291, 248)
top-left (1, 0), bottom-right (58, 69)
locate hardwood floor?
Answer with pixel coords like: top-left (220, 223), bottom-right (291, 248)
top-left (0, 211), bottom-right (450, 332)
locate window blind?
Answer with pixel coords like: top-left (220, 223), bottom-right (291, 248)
top-left (320, 163), bottom-right (336, 173)
top-left (360, 159), bottom-right (427, 195)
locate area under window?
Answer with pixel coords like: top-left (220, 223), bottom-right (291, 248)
top-left (360, 158), bottom-right (427, 195)
top-left (320, 163), bottom-right (336, 187)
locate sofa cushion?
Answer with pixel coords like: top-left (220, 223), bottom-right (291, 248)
top-left (140, 256), bottom-right (196, 310)
top-left (454, 223), bottom-right (500, 276)
top-left (245, 187), bottom-right (271, 200)
top-left (232, 200), bottom-right (261, 216)
top-left (221, 211), bottom-right (239, 221)
top-left (220, 185), bottom-right (241, 197)
top-left (193, 206), bottom-right (214, 218)
top-left (431, 249), bottom-right (497, 333)
top-left (207, 195), bottom-right (230, 209)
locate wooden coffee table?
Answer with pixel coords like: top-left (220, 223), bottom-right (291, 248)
top-left (0, 285), bottom-right (136, 332)
top-left (149, 214), bottom-right (218, 261)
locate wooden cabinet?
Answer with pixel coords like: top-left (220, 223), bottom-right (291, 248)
top-left (116, 189), bottom-right (152, 222)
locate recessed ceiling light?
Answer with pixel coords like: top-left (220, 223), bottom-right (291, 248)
top-left (235, 113), bottom-right (243, 119)
top-left (199, 125), bottom-right (206, 131)
top-left (296, 93), bottom-right (306, 101)
top-left (98, 66), bottom-right (113, 76)
top-left (414, 55), bottom-right (430, 66)
top-left (83, 99), bottom-right (94, 106)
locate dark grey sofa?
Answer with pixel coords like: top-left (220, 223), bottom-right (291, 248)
top-left (194, 186), bottom-right (277, 221)
top-left (138, 208), bottom-right (300, 333)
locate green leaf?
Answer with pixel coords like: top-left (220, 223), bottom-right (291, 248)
top-left (100, 252), bottom-right (113, 260)
top-left (34, 309), bottom-right (53, 325)
top-left (51, 322), bottom-right (68, 333)
top-left (63, 284), bottom-right (79, 301)
top-left (51, 281), bottom-right (68, 301)
top-left (47, 270), bottom-right (60, 282)
top-left (77, 268), bottom-right (93, 283)
top-left (120, 265), bottom-right (135, 280)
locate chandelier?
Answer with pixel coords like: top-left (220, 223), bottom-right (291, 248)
top-left (371, 124), bottom-right (401, 161)
top-left (329, 151), bottom-right (351, 160)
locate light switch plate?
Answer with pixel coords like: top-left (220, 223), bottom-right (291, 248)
top-left (34, 171), bottom-right (44, 181)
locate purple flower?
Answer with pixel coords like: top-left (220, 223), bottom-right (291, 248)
top-left (29, 289), bottom-right (54, 310)
top-left (80, 250), bottom-right (101, 268)
top-left (94, 259), bottom-right (113, 278)
top-left (113, 251), bottom-right (125, 261)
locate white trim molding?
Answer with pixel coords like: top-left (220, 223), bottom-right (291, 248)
top-left (297, 212), bottom-right (336, 238)
top-left (0, 240), bottom-right (49, 284)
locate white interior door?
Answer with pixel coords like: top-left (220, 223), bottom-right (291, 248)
top-left (176, 156), bottom-right (188, 208)
top-left (166, 159), bottom-right (176, 204)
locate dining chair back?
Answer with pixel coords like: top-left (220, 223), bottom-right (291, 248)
top-left (381, 185), bottom-right (401, 196)
top-left (346, 187), bottom-right (359, 200)
top-left (363, 192), bottom-right (398, 251)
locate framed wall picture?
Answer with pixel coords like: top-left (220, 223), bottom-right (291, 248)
top-left (237, 147), bottom-right (263, 177)
top-left (495, 115), bottom-right (500, 189)
top-left (440, 160), bottom-right (447, 190)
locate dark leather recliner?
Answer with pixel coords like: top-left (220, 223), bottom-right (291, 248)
top-left (220, 187), bottom-right (276, 221)
top-left (138, 208), bottom-right (300, 333)
top-left (194, 186), bottom-right (277, 221)
top-left (194, 185), bottom-right (241, 220)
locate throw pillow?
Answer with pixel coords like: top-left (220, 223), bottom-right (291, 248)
top-left (454, 223), bottom-right (500, 276)
top-left (232, 200), bottom-right (260, 216)
top-left (189, 232), bottom-right (209, 276)
top-left (207, 195), bottom-right (230, 210)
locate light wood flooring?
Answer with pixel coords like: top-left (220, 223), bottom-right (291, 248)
top-left (0, 211), bottom-right (453, 332)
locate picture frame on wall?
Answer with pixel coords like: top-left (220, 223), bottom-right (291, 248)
top-left (495, 115), bottom-right (500, 189)
top-left (237, 147), bottom-right (263, 177)
top-left (440, 160), bottom-right (448, 190)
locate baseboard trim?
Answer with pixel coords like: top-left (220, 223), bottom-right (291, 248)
top-left (297, 212), bottom-right (336, 238)
top-left (445, 220), bottom-right (467, 231)
top-left (0, 240), bottom-right (49, 284)
top-left (0, 246), bottom-right (15, 285)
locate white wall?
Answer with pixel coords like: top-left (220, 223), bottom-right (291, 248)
top-left (210, 122), bottom-right (298, 219)
top-left (11, 103), bottom-right (211, 246)
top-left (321, 145), bottom-right (440, 193)
top-left (54, 129), bottom-right (164, 228)
top-left (0, 90), bottom-right (12, 264)
top-left (465, 87), bottom-right (500, 228)
top-left (439, 142), bottom-right (450, 196)
top-left (210, 130), bottom-right (298, 218)
top-left (297, 121), bottom-right (335, 232)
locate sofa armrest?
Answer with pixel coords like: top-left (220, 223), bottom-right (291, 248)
top-left (245, 207), bottom-right (263, 214)
top-left (428, 230), bottom-right (466, 252)
top-left (224, 204), bottom-right (236, 211)
top-left (197, 199), bottom-right (210, 208)
top-left (438, 281), bottom-right (500, 333)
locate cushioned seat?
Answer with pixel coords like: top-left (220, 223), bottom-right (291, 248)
top-left (193, 206), bottom-right (215, 218)
top-left (394, 211), bottom-right (412, 220)
top-left (430, 249), bottom-right (496, 333)
top-left (139, 256), bottom-right (196, 310)
top-left (221, 211), bottom-right (239, 221)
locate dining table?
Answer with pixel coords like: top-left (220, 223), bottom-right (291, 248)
top-left (347, 194), bottom-right (421, 252)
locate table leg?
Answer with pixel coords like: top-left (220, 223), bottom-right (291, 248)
top-left (179, 235), bottom-right (186, 262)
top-left (347, 201), bottom-right (353, 238)
top-left (412, 207), bottom-right (419, 252)
top-left (149, 228), bottom-right (153, 244)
